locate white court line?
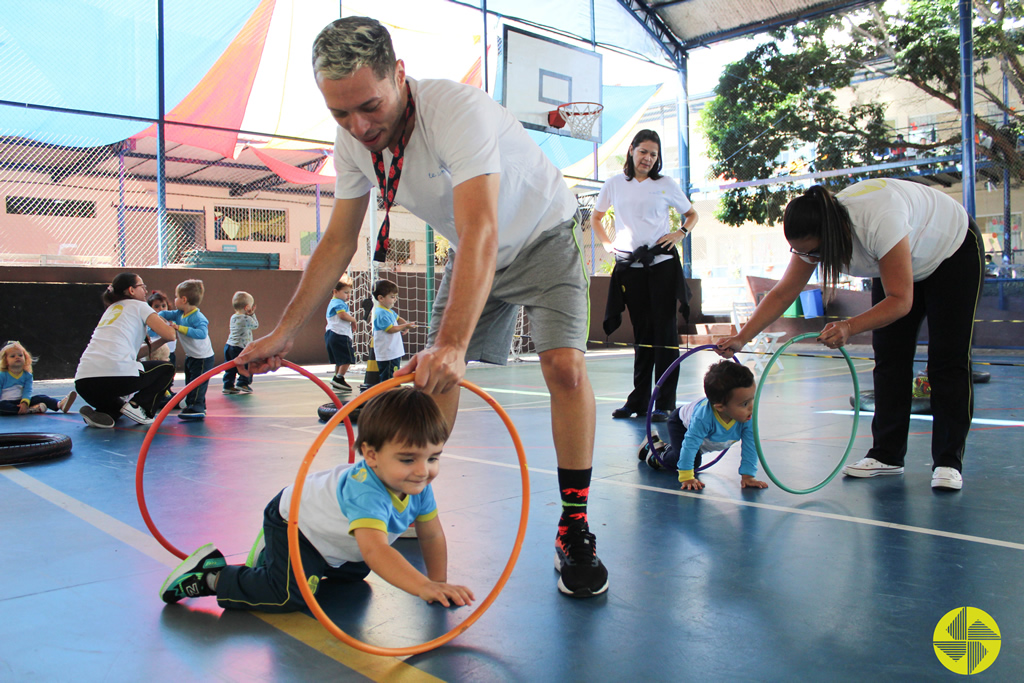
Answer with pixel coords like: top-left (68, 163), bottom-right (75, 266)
top-left (1, 467), bottom-right (176, 565)
top-left (263, 421), bottom-right (1024, 552)
top-left (820, 410), bottom-right (1024, 427)
top-left (433, 454), bottom-right (1024, 552)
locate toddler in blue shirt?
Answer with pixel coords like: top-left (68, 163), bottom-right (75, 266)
top-left (642, 360), bottom-right (768, 491)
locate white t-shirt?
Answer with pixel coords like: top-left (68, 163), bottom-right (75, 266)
top-left (278, 461), bottom-right (437, 568)
top-left (326, 298), bottom-right (353, 337)
top-left (333, 77), bottom-right (577, 270)
top-left (75, 299), bottom-right (156, 379)
top-left (594, 173), bottom-right (692, 267)
top-left (372, 306), bottom-right (405, 362)
top-left (837, 179), bottom-right (968, 281)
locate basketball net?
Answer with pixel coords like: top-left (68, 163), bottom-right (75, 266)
top-left (558, 102), bottom-right (603, 140)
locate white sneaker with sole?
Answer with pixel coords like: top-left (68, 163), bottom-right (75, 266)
top-left (931, 466), bottom-right (963, 490)
top-left (842, 457), bottom-right (904, 478)
top-left (120, 402), bottom-right (154, 425)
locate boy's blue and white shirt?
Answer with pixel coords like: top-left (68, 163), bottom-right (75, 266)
top-left (326, 298), bottom-right (353, 337)
top-left (159, 308), bottom-right (214, 359)
top-left (372, 305), bottom-right (404, 362)
top-left (676, 398), bottom-right (758, 477)
top-left (0, 370), bottom-right (33, 402)
top-left (278, 460), bottom-right (437, 567)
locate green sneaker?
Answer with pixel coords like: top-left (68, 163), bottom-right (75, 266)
top-left (160, 543), bottom-right (225, 603)
top-left (244, 529), bottom-right (266, 568)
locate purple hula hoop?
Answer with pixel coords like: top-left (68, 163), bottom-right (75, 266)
top-left (645, 344), bottom-right (742, 472)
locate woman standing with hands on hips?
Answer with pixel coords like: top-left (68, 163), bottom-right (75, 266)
top-left (592, 130), bottom-right (699, 422)
top-left (717, 179), bottom-right (983, 490)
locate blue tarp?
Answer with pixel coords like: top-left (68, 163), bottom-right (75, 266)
top-left (0, 0), bottom-right (260, 145)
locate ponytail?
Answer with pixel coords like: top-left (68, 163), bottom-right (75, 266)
top-left (103, 272), bottom-right (140, 306)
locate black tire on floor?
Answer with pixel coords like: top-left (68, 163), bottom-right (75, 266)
top-left (317, 402), bottom-right (362, 424)
top-left (0, 433), bottom-right (73, 466)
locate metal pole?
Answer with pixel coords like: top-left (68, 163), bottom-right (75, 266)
top-left (959, 0), bottom-right (977, 218)
top-left (679, 56), bottom-right (692, 279)
top-left (482, 0), bottom-right (489, 93)
top-left (156, 0), bottom-right (167, 266)
top-left (590, 0), bottom-right (598, 181)
top-left (1003, 70), bottom-right (1013, 265)
top-left (118, 145), bottom-right (127, 267)
top-left (425, 224), bottom-right (435, 326)
top-left (315, 184), bottom-right (321, 241)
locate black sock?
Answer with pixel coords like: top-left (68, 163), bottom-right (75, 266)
top-left (557, 467), bottom-right (592, 536)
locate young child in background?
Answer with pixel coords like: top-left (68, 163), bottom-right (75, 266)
top-left (159, 386), bottom-right (474, 613)
top-left (223, 291), bottom-right (258, 395)
top-left (325, 276), bottom-right (357, 392)
top-left (143, 291), bottom-right (174, 363)
top-left (641, 360), bottom-right (768, 491)
top-left (0, 341), bottom-right (76, 415)
top-left (144, 290), bottom-right (176, 411)
top-left (159, 280), bottom-right (214, 420)
top-left (371, 279), bottom-right (416, 382)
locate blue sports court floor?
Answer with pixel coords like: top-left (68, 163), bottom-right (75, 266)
top-left (2, 346), bottom-right (1022, 681)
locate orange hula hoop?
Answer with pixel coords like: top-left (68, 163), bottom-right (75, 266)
top-left (287, 374), bottom-right (530, 656)
top-left (136, 359), bottom-right (354, 560)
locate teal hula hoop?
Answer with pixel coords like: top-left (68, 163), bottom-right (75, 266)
top-left (752, 332), bottom-right (860, 494)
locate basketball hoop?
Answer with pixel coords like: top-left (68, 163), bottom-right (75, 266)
top-left (549, 102), bottom-right (603, 140)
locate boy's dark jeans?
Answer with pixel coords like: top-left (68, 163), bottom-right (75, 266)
top-left (183, 355), bottom-right (215, 409)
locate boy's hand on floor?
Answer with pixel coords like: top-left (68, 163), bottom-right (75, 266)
top-left (680, 478), bottom-right (705, 492)
top-left (741, 475), bottom-right (768, 489)
top-left (419, 582), bottom-right (475, 607)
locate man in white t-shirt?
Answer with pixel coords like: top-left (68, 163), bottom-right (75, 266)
top-left (237, 17), bottom-right (606, 598)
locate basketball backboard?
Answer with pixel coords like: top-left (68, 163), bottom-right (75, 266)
top-left (500, 26), bottom-right (602, 143)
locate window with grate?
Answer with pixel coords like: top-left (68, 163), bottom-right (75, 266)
top-left (213, 206), bottom-right (287, 242)
top-left (5, 196), bottom-right (96, 218)
top-left (386, 238), bottom-right (412, 264)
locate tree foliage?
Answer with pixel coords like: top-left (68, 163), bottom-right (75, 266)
top-left (699, 0), bottom-right (1024, 226)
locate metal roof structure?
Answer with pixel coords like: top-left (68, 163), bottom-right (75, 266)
top-left (612, 0), bottom-right (883, 71)
top-left (635, 0), bottom-right (881, 49)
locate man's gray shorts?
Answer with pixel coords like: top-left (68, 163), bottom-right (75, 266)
top-left (427, 217), bottom-right (590, 365)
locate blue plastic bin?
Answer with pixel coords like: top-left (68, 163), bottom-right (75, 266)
top-left (799, 289), bottom-right (824, 318)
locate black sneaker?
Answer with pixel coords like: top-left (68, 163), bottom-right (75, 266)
top-left (611, 405), bottom-right (640, 419)
top-left (555, 524), bottom-right (609, 598)
top-left (80, 405), bottom-right (115, 429)
top-left (160, 543), bottom-right (225, 603)
top-left (179, 406), bottom-right (206, 420)
top-left (637, 434), bottom-right (665, 462)
top-left (330, 376), bottom-right (351, 392)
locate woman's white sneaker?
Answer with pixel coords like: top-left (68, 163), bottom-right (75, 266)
top-left (842, 457), bottom-right (904, 477)
top-left (931, 467), bottom-right (963, 490)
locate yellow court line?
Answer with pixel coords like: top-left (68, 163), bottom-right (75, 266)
top-left (0, 466), bottom-right (443, 683)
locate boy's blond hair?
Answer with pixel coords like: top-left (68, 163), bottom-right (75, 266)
top-left (0, 341), bottom-right (33, 374)
top-left (176, 279), bottom-right (205, 306)
top-left (232, 291), bottom-right (254, 312)
top-left (334, 274), bottom-right (354, 293)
